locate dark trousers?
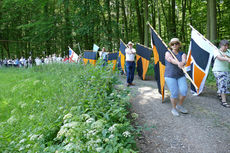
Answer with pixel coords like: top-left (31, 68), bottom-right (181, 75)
top-left (126, 61), bottom-right (135, 84)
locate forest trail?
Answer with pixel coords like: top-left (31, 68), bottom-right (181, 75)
top-left (120, 75), bottom-right (230, 153)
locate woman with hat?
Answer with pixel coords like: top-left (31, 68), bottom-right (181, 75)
top-left (212, 40), bottom-right (230, 108)
top-left (165, 38), bottom-right (188, 116)
top-left (125, 41), bottom-right (136, 86)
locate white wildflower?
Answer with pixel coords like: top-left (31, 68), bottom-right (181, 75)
top-left (110, 93), bottom-right (114, 96)
top-left (10, 141), bottom-right (15, 145)
top-left (109, 134), bottom-right (114, 139)
top-left (11, 109), bottom-right (17, 114)
top-left (63, 113), bottom-right (72, 121)
top-left (117, 94), bottom-right (121, 98)
top-left (131, 113), bottom-right (139, 120)
top-left (96, 139), bottom-right (102, 143)
top-left (7, 116), bottom-right (17, 124)
top-left (81, 114), bottom-right (90, 120)
top-left (87, 129), bottom-right (97, 137)
top-left (122, 131), bottom-right (131, 137)
top-left (104, 138), bottom-right (109, 142)
top-left (21, 103), bottom-right (27, 108)
top-left (63, 122), bottom-right (79, 128)
top-left (57, 128), bottom-right (67, 138)
top-left (19, 139), bottom-right (26, 144)
top-left (19, 146), bottom-right (25, 151)
top-left (108, 124), bottom-right (118, 133)
top-left (91, 120), bottom-right (104, 129)
top-left (38, 134), bottom-right (44, 140)
top-left (26, 144), bottom-right (31, 148)
top-left (64, 143), bottom-right (75, 151)
top-left (30, 134), bottom-right (39, 141)
top-left (86, 118), bottom-right (94, 124)
top-left (58, 107), bottom-right (64, 110)
top-left (96, 147), bottom-right (103, 152)
top-left (29, 115), bottom-right (35, 120)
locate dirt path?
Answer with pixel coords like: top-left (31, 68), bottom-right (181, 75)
top-left (120, 75), bottom-right (230, 153)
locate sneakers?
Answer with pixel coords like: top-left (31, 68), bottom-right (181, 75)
top-left (176, 105), bottom-right (188, 114)
top-left (171, 108), bottom-right (179, 116)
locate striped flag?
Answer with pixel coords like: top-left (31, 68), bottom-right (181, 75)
top-left (118, 40), bottom-right (126, 73)
top-left (83, 51), bottom-right (97, 66)
top-left (107, 52), bottom-right (118, 70)
top-left (150, 27), bottom-right (168, 101)
top-left (136, 43), bottom-right (152, 80)
top-left (185, 28), bottom-right (215, 95)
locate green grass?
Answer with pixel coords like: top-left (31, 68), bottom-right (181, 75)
top-left (0, 64), bottom-right (137, 152)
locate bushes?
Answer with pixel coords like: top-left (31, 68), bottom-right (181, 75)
top-left (0, 64), bottom-right (137, 152)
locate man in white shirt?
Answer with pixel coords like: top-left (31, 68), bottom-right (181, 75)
top-left (125, 41), bottom-right (136, 86)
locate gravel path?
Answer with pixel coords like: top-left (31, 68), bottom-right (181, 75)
top-left (120, 75), bottom-right (230, 153)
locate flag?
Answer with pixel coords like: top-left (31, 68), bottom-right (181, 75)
top-left (107, 52), bottom-right (118, 70)
top-left (185, 28), bottom-right (215, 95)
top-left (150, 27), bottom-right (168, 101)
top-left (118, 40), bottom-right (126, 73)
top-left (69, 47), bottom-right (79, 63)
top-left (93, 44), bottom-right (100, 52)
top-left (83, 51), bottom-right (97, 65)
top-left (136, 43), bottom-right (152, 80)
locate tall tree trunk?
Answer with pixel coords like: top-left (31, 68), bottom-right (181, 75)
top-left (151, 0), bottom-right (156, 29)
top-left (181, 0), bottom-right (186, 43)
top-left (171, 0), bottom-right (176, 36)
top-left (156, 0), bottom-right (161, 35)
top-left (115, 0), bottom-right (120, 50)
top-left (209, 0), bottom-right (217, 43)
top-left (144, 0), bottom-right (149, 46)
top-left (188, 0), bottom-right (192, 25)
top-left (105, 0), bottom-right (112, 51)
top-left (121, 0), bottom-right (128, 42)
top-left (160, 0), bottom-right (169, 39)
top-left (135, 0), bottom-right (144, 44)
top-left (207, 0), bottom-right (210, 40)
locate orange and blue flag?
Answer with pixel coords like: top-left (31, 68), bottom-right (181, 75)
top-left (185, 28), bottom-right (214, 95)
top-left (83, 51), bottom-right (97, 66)
top-left (118, 40), bottom-right (126, 73)
top-left (107, 52), bottom-right (118, 70)
top-left (136, 43), bottom-right (152, 80)
top-left (150, 27), bottom-right (168, 101)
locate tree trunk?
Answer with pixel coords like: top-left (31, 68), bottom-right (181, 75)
top-left (171, 0), bottom-right (176, 36)
top-left (181, 0), bottom-right (186, 43)
top-left (151, 0), bottom-right (156, 29)
top-left (209, 0), bottom-right (217, 44)
top-left (116, 0), bottom-right (120, 50)
top-left (156, 0), bottom-right (161, 35)
top-left (121, 0), bottom-right (128, 42)
top-left (207, 0), bottom-right (210, 40)
top-left (105, 0), bottom-right (112, 51)
top-left (135, 0), bottom-right (144, 44)
top-left (144, 0), bottom-right (149, 46)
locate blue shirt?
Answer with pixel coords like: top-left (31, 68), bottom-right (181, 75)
top-left (164, 51), bottom-right (185, 78)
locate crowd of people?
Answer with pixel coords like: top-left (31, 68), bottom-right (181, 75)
top-left (0, 54), bottom-right (70, 68)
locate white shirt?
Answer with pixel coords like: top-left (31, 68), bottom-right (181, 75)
top-left (125, 48), bottom-right (136, 61)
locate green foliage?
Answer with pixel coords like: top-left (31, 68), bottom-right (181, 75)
top-left (0, 64), bottom-right (137, 152)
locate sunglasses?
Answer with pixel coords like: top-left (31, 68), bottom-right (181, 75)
top-left (171, 42), bottom-right (179, 46)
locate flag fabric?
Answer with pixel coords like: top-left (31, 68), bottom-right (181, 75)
top-left (69, 47), bottom-right (79, 63)
top-left (185, 28), bottom-right (215, 95)
top-left (83, 51), bottom-right (97, 65)
top-left (107, 52), bottom-right (118, 70)
top-left (136, 43), bottom-right (152, 80)
top-left (150, 27), bottom-right (168, 101)
top-left (118, 40), bottom-right (126, 73)
top-left (93, 44), bottom-right (100, 52)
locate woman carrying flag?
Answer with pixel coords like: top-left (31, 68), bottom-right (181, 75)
top-left (212, 40), bottom-right (230, 108)
top-left (165, 38), bottom-right (188, 116)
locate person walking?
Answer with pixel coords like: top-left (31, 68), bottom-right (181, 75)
top-left (125, 41), bottom-right (136, 87)
top-left (212, 40), bottom-right (230, 108)
top-left (165, 38), bottom-right (188, 116)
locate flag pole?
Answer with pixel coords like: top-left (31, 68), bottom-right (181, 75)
top-left (148, 22), bottom-right (198, 90)
top-left (189, 24), bottom-right (230, 58)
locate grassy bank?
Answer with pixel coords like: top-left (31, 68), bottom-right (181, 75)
top-left (0, 64), bottom-right (137, 152)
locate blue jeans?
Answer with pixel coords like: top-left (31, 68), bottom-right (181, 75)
top-left (165, 76), bottom-right (188, 98)
top-left (126, 61), bottom-right (135, 84)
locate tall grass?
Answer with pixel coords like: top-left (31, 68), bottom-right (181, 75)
top-left (0, 64), bottom-right (137, 152)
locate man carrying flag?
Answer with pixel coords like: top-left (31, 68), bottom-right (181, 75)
top-left (125, 41), bottom-right (136, 87)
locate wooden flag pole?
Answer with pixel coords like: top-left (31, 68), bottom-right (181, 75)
top-left (148, 22), bottom-right (198, 90)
